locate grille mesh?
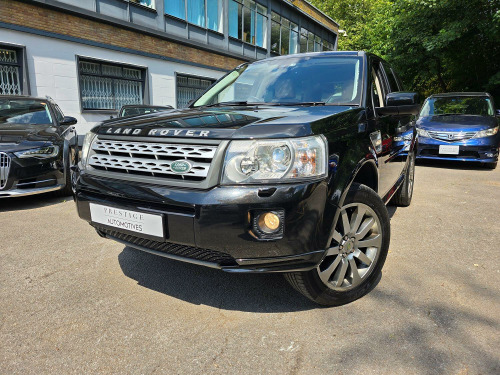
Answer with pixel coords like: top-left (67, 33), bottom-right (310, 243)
top-left (100, 228), bottom-right (237, 266)
top-left (427, 130), bottom-right (477, 142)
top-left (0, 152), bottom-right (11, 190)
top-left (89, 139), bottom-right (218, 180)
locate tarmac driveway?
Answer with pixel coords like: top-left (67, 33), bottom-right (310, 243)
top-left (1, 161), bottom-right (499, 374)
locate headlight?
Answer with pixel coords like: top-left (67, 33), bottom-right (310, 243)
top-left (222, 135), bottom-right (327, 184)
top-left (81, 131), bottom-right (96, 167)
top-left (14, 145), bottom-right (59, 159)
top-left (394, 134), bottom-right (413, 142)
top-left (416, 128), bottom-right (429, 138)
top-left (473, 126), bottom-right (499, 138)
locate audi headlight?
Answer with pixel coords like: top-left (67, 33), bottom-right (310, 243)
top-left (472, 126), bottom-right (499, 138)
top-left (81, 131), bottom-right (96, 167)
top-left (222, 135), bottom-right (327, 185)
top-left (14, 145), bottom-right (59, 159)
top-left (416, 128), bottom-right (430, 138)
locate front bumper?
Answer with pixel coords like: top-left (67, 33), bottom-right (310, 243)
top-left (416, 136), bottom-right (499, 163)
top-left (0, 153), bottom-right (66, 198)
top-left (74, 169), bottom-right (332, 273)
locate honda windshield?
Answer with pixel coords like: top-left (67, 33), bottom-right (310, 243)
top-left (420, 96), bottom-right (494, 117)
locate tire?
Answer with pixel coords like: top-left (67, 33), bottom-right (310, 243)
top-left (391, 150), bottom-right (415, 207)
top-left (285, 183), bottom-right (390, 306)
top-left (53, 149), bottom-right (74, 197)
top-left (52, 165), bottom-right (73, 197)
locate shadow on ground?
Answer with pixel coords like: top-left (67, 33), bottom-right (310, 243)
top-left (416, 159), bottom-right (495, 171)
top-left (118, 245), bottom-right (383, 313)
top-left (0, 192), bottom-right (72, 213)
top-left (331, 267), bottom-right (500, 374)
top-left (118, 246), bottom-right (319, 313)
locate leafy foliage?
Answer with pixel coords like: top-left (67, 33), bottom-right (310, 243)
top-left (310, 0), bottom-right (500, 101)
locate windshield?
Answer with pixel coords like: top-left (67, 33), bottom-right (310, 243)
top-left (193, 56), bottom-right (363, 107)
top-left (420, 96), bottom-right (494, 117)
top-left (0, 99), bottom-right (53, 125)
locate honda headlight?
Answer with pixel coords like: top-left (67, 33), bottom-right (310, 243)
top-left (222, 135), bottom-right (327, 184)
top-left (81, 131), bottom-right (96, 167)
top-left (472, 126), bottom-right (499, 138)
top-left (416, 128), bottom-right (430, 138)
top-left (15, 145), bottom-right (59, 159)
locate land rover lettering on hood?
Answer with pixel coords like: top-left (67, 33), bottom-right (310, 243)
top-left (74, 51), bottom-right (420, 306)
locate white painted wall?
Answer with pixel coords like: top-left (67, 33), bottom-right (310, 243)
top-left (0, 29), bottom-right (225, 135)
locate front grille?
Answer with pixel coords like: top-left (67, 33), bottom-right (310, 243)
top-left (427, 130), bottom-right (477, 142)
top-left (419, 149), bottom-right (481, 159)
top-left (0, 152), bottom-right (11, 190)
top-left (100, 228), bottom-right (237, 266)
top-left (89, 139), bottom-right (218, 181)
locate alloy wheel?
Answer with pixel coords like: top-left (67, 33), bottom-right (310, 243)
top-left (318, 202), bottom-right (382, 291)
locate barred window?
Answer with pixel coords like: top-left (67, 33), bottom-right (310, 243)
top-left (176, 74), bottom-right (215, 108)
top-left (78, 58), bottom-right (146, 111)
top-left (0, 47), bottom-right (22, 96)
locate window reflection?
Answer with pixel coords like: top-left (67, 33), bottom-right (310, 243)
top-left (166, 0), bottom-right (223, 32)
top-left (229, 0), bottom-right (267, 48)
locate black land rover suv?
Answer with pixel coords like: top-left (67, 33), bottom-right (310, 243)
top-left (74, 51), bottom-right (419, 306)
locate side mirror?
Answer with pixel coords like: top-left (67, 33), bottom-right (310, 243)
top-left (60, 116), bottom-right (78, 126)
top-left (496, 109), bottom-right (500, 117)
top-left (386, 92), bottom-right (419, 106)
top-left (376, 92), bottom-right (421, 116)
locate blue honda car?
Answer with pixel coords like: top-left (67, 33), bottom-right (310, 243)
top-left (416, 92), bottom-right (499, 169)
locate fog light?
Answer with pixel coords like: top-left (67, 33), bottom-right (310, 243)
top-left (258, 212), bottom-right (280, 233)
top-left (251, 209), bottom-right (285, 240)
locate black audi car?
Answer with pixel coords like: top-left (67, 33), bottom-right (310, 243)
top-left (74, 51), bottom-right (420, 305)
top-left (0, 96), bottom-right (78, 198)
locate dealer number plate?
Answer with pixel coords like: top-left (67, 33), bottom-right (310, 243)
top-left (90, 203), bottom-right (164, 237)
top-left (439, 145), bottom-right (459, 155)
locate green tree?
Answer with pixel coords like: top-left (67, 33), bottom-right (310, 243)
top-left (311, 0), bottom-right (500, 101)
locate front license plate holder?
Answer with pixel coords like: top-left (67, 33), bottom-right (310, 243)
top-left (90, 203), bottom-right (164, 239)
top-left (439, 145), bottom-right (459, 155)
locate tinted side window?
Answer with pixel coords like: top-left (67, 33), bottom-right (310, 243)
top-left (382, 63), bottom-right (400, 92)
top-left (371, 61), bottom-right (387, 108)
top-left (54, 105), bottom-right (64, 122)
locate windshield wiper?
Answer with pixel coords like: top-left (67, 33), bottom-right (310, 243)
top-left (277, 101), bottom-right (326, 107)
top-left (203, 101), bottom-right (329, 108)
top-left (204, 101), bottom-right (256, 107)
top-left (434, 113), bottom-right (466, 116)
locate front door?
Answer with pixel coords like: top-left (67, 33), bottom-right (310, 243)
top-left (368, 59), bottom-right (407, 198)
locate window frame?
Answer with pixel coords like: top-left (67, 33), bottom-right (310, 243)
top-left (229, 0), bottom-right (268, 49)
top-left (175, 72), bottom-right (217, 109)
top-left (0, 42), bottom-right (30, 96)
top-left (270, 12), bottom-right (299, 55)
top-left (76, 56), bottom-right (149, 114)
top-left (165, 0), bottom-right (223, 33)
top-left (129, 0), bottom-right (156, 10)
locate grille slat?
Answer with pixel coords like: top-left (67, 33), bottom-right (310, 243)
top-left (0, 152), bottom-right (11, 190)
top-left (89, 139), bottom-right (218, 181)
top-left (99, 228), bottom-right (237, 266)
top-left (427, 130), bottom-right (477, 142)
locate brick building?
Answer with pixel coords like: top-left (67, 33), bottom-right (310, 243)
top-left (0, 0), bottom-right (338, 134)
